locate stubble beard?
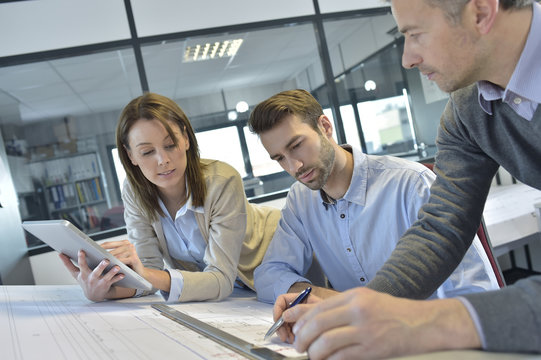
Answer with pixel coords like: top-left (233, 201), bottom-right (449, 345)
top-left (299, 135), bottom-right (335, 191)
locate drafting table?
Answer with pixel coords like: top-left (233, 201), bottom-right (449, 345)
top-left (483, 183), bottom-right (541, 257)
top-left (0, 285), bottom-right (536, 360)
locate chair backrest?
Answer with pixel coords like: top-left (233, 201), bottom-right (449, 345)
top-left (421, 162), bottom-right (505, 288)
top-left (476, 218), bottom-right (506, 287)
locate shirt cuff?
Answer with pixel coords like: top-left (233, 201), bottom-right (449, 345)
top-left (275, 274), bottom-right (311, 301)
top-left (456, 296), bottom-right (487, 349)
top-left (160, 269), bottom-right (184, 302)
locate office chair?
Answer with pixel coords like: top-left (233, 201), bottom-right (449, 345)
top-left (421, 162), bottom-right (506, 288)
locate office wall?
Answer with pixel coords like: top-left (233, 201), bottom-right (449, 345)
top-left (0, 129), bottom-right (34, 285)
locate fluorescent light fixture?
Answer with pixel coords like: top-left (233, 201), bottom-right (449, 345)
top-left (183, 39), bottom-right (243, 63)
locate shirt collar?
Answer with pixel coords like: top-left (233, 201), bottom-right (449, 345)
top-left (478, 2), bottom-right (541, 114)
top-left (158, 179), bottom-right (204, 219)
top-left (320, 145), bottom-right (367, 206)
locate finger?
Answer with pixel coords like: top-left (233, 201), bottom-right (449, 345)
top-left (77, 250), bottom-right (92, 272)
top-left (273, 294), bottom-right (292, 321)
top-left (58, 253), bottom-right (79, 277)
top-left (108, 243), bottom-right (136, 259)
top-left (101, 240), bottom-right (130, 250)
top-left (282, 302), bottom-right (315, 323)
top-left (293, 303), bottom-right (362, 354)
top-left (305, 326), bottom-right (363, 360)
top-left (92, 258), bottom-right (111, 278)
top-left (291, 289), bottom-right (360, 334)
top-left (326, 344), bottom-right (368, 360)
top-left (278, 323), bottom-right (296, 344)
top-left (100, 265), bottom-right (126, 284)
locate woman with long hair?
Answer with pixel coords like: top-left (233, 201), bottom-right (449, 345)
top-left (60, 92), bottom-right (280, 302)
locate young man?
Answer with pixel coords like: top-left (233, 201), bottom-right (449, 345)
top-left (274, 0), bottom-right (541, 358)
top-left (248, 89), bottom-right (497, 306)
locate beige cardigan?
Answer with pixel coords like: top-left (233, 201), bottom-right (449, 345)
top-left (122, 159), bottom-right (280, 302)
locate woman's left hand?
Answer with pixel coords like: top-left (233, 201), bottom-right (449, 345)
top-left (101, 240), bottom-right (145, 276)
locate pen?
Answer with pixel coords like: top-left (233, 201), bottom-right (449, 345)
top-left (263, 286), bottom-right (312, 341)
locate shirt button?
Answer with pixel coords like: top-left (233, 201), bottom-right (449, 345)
top-left (360, 277), bottom-right (365, 282)
top-left (346, 248), bottom-right (352, 252)
top-left (513, 97), bottom-right (522, 105)
top-left (340, 213), bottom-right (345, 219)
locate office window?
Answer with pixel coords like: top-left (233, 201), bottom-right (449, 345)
top-left (196, 127), bottom-right (246, 177)
top-left (110, 147), bottom-right (126, 195)
top-left (357, 92), bottom-right (416, 155)
top-left (322, 13), bottom-right (419, 156)
top-left (243, 126), bottom-right (283, 177)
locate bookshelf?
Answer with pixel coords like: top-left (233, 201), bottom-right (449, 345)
top-left (29, 152), bottom-right (109, 233)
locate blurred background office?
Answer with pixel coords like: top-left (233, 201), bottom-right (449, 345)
top-left (0, 0), bottom-right (462, 285)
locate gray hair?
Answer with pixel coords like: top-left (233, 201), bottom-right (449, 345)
top-left (383, 0), bottom-right (533, 24)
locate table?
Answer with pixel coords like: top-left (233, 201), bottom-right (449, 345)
top-left (0, 285), bottom-right (536, 359)
top-left (483, 183), bottom-right (541, 257)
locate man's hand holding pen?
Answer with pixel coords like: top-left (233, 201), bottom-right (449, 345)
top-left (271, 288), bottom-right (322, 344)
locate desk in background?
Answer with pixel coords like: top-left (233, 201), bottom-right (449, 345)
top-left (483, 183), bottom-right (541, 282)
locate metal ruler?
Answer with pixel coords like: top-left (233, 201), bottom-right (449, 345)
top-left (152, 304), bottom-right (307, 360)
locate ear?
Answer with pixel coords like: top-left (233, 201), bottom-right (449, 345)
top-left (469, 0), bottom-right (498, 35)
top-left (124, 145), bottom-right (138, 166)
top-left (318, 115), bottom-right (334, 140)
top-left (182, 130), bottom-right (190, 151)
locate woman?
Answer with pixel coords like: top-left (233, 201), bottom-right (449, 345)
top-left (60, 93), bottom-right (280, 302)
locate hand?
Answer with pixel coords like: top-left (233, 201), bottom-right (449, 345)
top-left (272, 291), bottom-right (322, 344)
top-left (288, 287), bottom-right (481, 360)
top-left (101, 240), bottom-right (145, 275)
top-left (59, 251), bottom-right (126, 302)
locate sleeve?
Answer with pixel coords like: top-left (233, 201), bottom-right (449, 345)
top-left (121, 182), bottom-right (161, 296)
top-left (177, 166), bottom-right (248, 302)
top-left (254, 187), bottom-right (314, 304)
top-left (122, 182), bottom-right (165, 271)
top-left (366, 97), bottom-right (500, 299)
top-left (461, 276), bottom-right (541, 353)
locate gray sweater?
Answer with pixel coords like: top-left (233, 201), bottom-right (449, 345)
top-left (367, 83), bottom-right (541, 353)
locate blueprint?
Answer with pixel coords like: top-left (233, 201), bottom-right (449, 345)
top-left (0, 285), bottom-right (302, 360)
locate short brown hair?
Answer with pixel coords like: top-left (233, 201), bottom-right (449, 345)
top-left (248, 89), bottom-right (323, 135)
top-left (116, 92), bottom-right (206, 221)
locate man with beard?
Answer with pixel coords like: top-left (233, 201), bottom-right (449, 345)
top-left (248, 89), bottom-right (497, 308)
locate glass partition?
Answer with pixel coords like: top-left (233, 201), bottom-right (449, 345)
top-left (0, 48), bottom-right (140, 247)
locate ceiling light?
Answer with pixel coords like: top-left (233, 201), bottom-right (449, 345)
top-left (183, 39), bottom-right (243, 63)
top-left (236, 101), bottom-right (249, 113)
top-left (228, 111), bottom-right (238, 121)
top-left (364, 80), bottom-right (376, 91)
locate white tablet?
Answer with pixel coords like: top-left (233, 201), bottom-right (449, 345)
top-left (22, 219), bottom-right (152, 291)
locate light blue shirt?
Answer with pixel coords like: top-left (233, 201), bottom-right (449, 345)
top-left (254, 146), bottom-right (498, 303)
top-left (477, 2), bottom-right (541, 121)
top-left (158, 193), bottom-right (206, 302)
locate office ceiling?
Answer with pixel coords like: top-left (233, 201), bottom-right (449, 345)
top-left (0, 13), bottom-right (396, 125)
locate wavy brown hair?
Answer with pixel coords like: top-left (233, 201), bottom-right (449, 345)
top-left (116, 93), bottom-right (206, 221)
